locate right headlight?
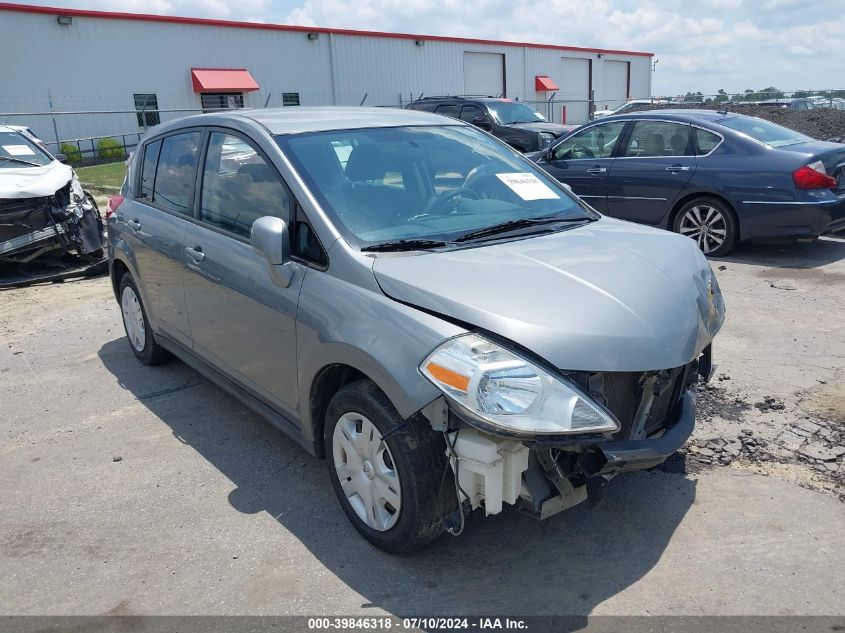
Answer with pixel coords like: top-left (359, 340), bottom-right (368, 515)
top-left (420, 333), bottom-right (619, 436)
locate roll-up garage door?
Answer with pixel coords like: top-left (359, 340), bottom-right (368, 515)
top-left (560, 57), bottom-right (591, 124)
top-left (601, 60), bottom-right (630, 111)
top-left (463, 52), bottom-right (505, 97)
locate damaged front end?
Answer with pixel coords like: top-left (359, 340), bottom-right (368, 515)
top-left (422, 334), bottom-right (714, 527)
top-left (0, 175), bottom-right (104, 264)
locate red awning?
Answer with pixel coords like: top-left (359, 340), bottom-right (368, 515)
top-left (191, 68), bottom-right (259, 92)
top-left (535, 75), bottom-right (559, 91)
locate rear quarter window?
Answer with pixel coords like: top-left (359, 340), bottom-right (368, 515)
top-left (139, 140), bottom-right (161, 200)
top-left (694, 128), bottom-right (722, 155)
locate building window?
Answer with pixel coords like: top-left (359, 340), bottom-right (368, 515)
top-left (134, 93), bottom-right (160, 127)
top-left (201, 92), bottom-right (244, 112)
top-left (282, 93), bottom-right (300, 107)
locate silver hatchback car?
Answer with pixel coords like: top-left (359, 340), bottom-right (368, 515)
top-left (108, 107), bottom-right (724, 553)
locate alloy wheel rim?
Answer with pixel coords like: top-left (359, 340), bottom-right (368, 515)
top-left (121, 286), bottom-right (146, 353)
top-left (679, 205), bottom-right (727, 254)
top-left (332, 412), bottom-right (401, 531)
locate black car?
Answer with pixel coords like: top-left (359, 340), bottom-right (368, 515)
top-left (529, 110), bottom-right (845, 256)
top-left (406, 96), bottom-right (575, 152)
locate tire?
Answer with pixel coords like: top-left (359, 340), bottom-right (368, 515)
top-left (672, 196), bottom-right (738, 257)
top-left (324, 379), bottom-right (453, 553)
top-left (118, 274), bottom-right (169, 365)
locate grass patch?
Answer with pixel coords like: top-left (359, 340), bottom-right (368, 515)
top-left (75, 162), bottom-right (126, 189)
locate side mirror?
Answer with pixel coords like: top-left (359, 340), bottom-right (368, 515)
top-left (542, 147), bottom-right (556, 162)
top-left (251, 216), bottom-right (293, 287)
top-left (471, 116), bottom-right (492, 131)
top-left (55, 153), bottom-right (69, 164)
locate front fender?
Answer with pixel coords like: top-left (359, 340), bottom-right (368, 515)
top-left (295, 269), bottom-right (465, 445)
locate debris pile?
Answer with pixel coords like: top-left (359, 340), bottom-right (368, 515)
top-left (686, 428), bottom-right (769, 466)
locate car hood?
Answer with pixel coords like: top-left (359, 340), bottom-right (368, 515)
top-left (372, 217), bottom-right (724, 372)
top-left (0, 161), bottom-right (72, 199)
top-left (504, 121), bottom-right (576, 136)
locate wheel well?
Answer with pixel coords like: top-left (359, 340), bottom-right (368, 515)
top-left (111, 259), bottom-right (129, 299)
top-left (668, 192), bottom-right (739, 233)
top-left (310, 364), bottom-right (367, 458)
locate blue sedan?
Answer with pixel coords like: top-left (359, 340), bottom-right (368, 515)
top-left (530, 110), bottom-right (845, 255)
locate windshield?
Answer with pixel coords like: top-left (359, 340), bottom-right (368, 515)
top-left (276, 125), bottom-right (592, 248)
top-left (718, 117), bottom-right (812, 148)
top-left (485, 101), bottom-right (546, 125)
top-left (0, 130), bottom-right (53, 168)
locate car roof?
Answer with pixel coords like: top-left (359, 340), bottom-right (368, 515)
top-left (152, 106), bottom-right (464, 136)
top-left (600, 109), bottom-right (741, 124)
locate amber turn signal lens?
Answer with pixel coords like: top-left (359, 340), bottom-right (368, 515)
top-left (425, 362), bottom-right (470, 393)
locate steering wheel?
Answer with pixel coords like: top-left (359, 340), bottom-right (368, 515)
top-left (423, 188), bottom-right (480, 216)
top-left (570, 143), bottom-right (595, 159)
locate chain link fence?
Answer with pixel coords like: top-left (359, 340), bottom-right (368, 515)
top-left (4, 89), bottom-right (844, 167)
top-left (0, 108), bottom-right (209, 166)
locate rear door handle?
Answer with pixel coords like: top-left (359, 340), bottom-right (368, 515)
top-left (127, 219), bottom-right (142, 231)
top-left (666, 165), bottom-right (691, 173)
top-left (185, 246), bottom-right (205, 262)
top-left (586, 167), bottom-right (607, 175)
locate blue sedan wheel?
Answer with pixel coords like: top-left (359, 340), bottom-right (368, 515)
top-left (674, 197), bottom-right (738, 257)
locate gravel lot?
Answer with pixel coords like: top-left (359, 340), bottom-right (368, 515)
top-left (1, 236), bottom-right (844, 617)
top-left (650, 103), bottom-right (845, 140)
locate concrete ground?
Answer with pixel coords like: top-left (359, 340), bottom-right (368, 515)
top-left (1, 237), bottom-right (844, 617)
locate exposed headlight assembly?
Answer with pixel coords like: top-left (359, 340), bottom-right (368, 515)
top-left (420, 334), bottom-right (619, 436)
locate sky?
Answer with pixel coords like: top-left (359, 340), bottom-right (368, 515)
top-left (9, 0), bottom-right (844, 95)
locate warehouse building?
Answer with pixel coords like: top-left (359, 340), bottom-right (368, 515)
top-left (0, 2), bottom-right (653, 155)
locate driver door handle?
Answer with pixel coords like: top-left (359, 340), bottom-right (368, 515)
top-left (185, 246), bottom-right (205, 263)
top-left (666, 165), bottom-right (691, 172)
top-left (586, 167), bottom-right (607, 174)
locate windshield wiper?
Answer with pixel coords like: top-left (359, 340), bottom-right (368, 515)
top-left (455, 216), bottom-right (589, 242)
top-left (0, 156), bottom-right (42, 167)
top-left (362, 238), bottom-right (452, 252)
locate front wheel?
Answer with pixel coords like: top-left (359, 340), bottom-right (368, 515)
top-left (673, 197), bottom-right (738, 257)
top-left (324, 380), bottom-right (453, 553)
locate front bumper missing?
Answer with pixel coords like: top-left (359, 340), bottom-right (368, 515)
top-left (591, 390), bottom-right (695, 475)
top-left (515, 390), bottom-right (695, 519)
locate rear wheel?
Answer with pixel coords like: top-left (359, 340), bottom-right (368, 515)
top-left (324, 380), bottom-right (452, 553)
top-left (673, 197), bottom-right (738, 257)
top-left (119, 275), bottom-right (169, 365)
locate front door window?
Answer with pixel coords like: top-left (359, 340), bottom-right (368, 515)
top-left (552, 122), bottom-right (626, 160)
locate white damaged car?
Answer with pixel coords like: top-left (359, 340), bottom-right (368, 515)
top-left (0, 125), bottom-right (103, 265)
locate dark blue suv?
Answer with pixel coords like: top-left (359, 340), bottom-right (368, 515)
top-left (531, 110), bottom-right (845, 256)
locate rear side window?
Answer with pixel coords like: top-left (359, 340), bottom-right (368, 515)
top-left (694, 128), bottom-right (722, 155)
top-left (459, 105), bottom-right (485, 123)
top-left (199, 132), bottom-right (291, 238)
top-left (408, 102), bottom-right (436, 112)
top-left (147, 132), bottom-right (202, 214)
top-left (139, 139), bottom-right (161, 200)
top-left (623, 121), bottom-right (693, 157)
top-left (434, 104), bottom-right (460, 118)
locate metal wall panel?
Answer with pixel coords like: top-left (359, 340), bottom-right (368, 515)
top-left (0, 9), bottom-right (651, 141)
top-left (599, 60), bottom-right (631, 111)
